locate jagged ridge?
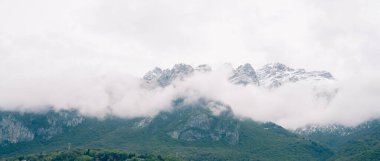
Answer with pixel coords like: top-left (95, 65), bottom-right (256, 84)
top-left (143, 62), bottom-right (334, 88)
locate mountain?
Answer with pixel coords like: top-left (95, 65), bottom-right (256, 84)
top-left (143, 63), bottom-right (334, 88)
top-left (0, 110), bottom-right (83, 145)
top-left (142, 64), bottom-right (207, 88)
top-left (229, 63), bottom-right (260, 86)
top-left (295, 120), bottom-right (380, 161)
top-left (0, 99), bottom-right (333, 160)
top-left (257, 63), bottom-right (334, 88)
top-left (2, 62), bottom-right (365, 161)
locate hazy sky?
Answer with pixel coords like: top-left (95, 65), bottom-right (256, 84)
top-left (1, 0), bottom-right (380, 129)
top-left (1, 0), bottom-right (379, 76)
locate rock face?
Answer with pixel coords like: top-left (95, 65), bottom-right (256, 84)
top-left (154, 99), bottom-right (240, 144)
top-left (36, 110), bottom-right (84, 140)
top-left (229, 63), bottom-right (260, 86)
top-left (169, 110), bottom-right (240, 144)
top-left (0, 116), bottom-right (34, 144)
top-left (0, 110), bottom-right (83, 144)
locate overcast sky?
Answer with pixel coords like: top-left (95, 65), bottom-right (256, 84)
top-left (1, 0), bottom-right (379, 76)
top-left (0, 0), bottom-right (380, 128)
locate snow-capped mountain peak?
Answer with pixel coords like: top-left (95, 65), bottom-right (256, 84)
top-left (257, 62), bottom-right (334, 88)
top-left (143, 67), bottom-right (163, 83)
top-left (142, 62), bottom-right (334, 89)
top-left (172, 64), bottom-right (194, 74)
top-left (142, 64), bottom-right (195, 88)
top-left (229, 63), bottom-right (260, 86)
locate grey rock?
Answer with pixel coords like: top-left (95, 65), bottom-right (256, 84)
top-left (0, 110), bottom-right (84, 144)
top-left (134, 117), bottom-right (153, 128)
top-left (257, 63), bottom-right (334, 88)
top-left (166, 100), bottom-right (240, 144)
top-left (0, 116), bottom-right (34, 144)
top-left (229, 63), bottom-right (260, 86)
top-left (143, 64), bottom-right (195, 88)
top-left (143, 62), bottom-right (334, 89)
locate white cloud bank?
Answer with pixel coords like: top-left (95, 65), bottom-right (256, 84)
top-left (169, 67), bottom-right (380, 129)
top-left (1, 64), bottom-right (379, 130)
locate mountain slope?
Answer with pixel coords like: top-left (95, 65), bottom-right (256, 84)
top-left (0, 62), bottom-right (343, 160)
top-left (4, 149), bottom-right (182, 161)
top-left (0, 99), bottom-right (333, 161)
top-left (296, 120), bottom-right (380, 161)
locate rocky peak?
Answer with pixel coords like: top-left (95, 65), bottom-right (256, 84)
top-left (257, 63), bottom-right (334, 88)
top-left (142, 62), bottom-right (334, 89)
top-left (145, 67), bottom-right (163, 79)
top-left (239, 63), bottom-right (255, 72)
top-left (257, 63), bottom-right (293, 77)
top-left (269, 63), bottom-right (293, 71)
top-left (171, 64), bottom-right (194, 79)
top-left (229, 63), bottom-right (259, 86)
top-left (172, 63), bottom-right (193, 72)
top-left (142, 64), bottom-right (196, 88)
top-left (142, 67), bottom-right (163, 86)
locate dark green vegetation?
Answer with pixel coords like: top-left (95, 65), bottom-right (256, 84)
top-left (298, 120), bottom-right (380, 161)
top-left (1, 99), bottom-right (379, 160)
top-left (2, 149), bottom-right (181, 161)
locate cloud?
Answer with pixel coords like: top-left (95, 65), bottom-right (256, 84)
top-left (156, 67), bottom-right (380, 129)
top-left (2, 0), bottom-right (380, 75)
top-left (0, 68), bottom-right (177, 118)
top-left (0, 0), bottom-right (380, 129)
top-left (0, 62), bottom-right (379, 129)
